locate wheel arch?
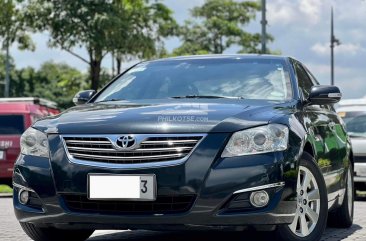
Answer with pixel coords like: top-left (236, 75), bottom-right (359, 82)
top-left (349, 149), bottom-right (354, 170)
top-left (303, 142), bottom-right (315, 158)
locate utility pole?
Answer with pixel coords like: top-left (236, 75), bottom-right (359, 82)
top-left (330, 7), bottom-right (340, 85)
top-left (4, 36), bottom-right (10, 97)
top-left (261, 0), bottom-right (267, 54)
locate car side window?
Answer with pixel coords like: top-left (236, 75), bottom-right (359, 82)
top-left (303, 66), bottom-right (320, 85)
top-left (294, 62), bottom-right (314, 99)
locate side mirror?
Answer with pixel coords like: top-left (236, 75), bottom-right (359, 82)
top-left (307, 85), bottom-right (342, 105)
top-left (73, 90), bottom-right (96, 105)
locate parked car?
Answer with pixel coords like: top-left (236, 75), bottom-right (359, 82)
top-left (13, 55), bottom-right (353, 241)
top-left (337, 98), bottom-right (366, 189)
top-left (0, 97), bottom-right (59, 186)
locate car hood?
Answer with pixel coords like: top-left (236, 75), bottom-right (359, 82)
top-left (34, 99), bottom-right (295, 134)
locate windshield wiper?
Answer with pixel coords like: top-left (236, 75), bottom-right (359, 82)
top-left (96, 98), bottom-right (126, 103)
top-left (170, 95), bottom-right (244, 99)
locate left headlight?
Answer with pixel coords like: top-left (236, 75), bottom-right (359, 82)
top-left (20, 128), bottom-right (49, 158)
top-left (222, 124), bottom-right (289, 157)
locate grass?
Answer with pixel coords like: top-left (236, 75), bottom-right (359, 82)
top-left (0, 184), bottom-right (12, 193)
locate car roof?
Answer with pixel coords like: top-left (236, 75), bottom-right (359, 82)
top-left (0, 102), bottom-right (38, 114)
top-left (147, 54), bottom-right (290, 63)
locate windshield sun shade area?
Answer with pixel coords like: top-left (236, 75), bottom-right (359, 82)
top-left (96, 58), bottom-right (293, 102)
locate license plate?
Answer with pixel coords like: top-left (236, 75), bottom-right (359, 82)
top-left (88, 174), bottom-right (156, 201)
top-left (0, 151), bottom-right (4, 160)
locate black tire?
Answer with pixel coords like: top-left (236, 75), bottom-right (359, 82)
top-left (276, 152), bottom-right (328, 241)
top-left (327, 163), bottom-right (354, 228)
top-left (20, 222), bottom-right (94, 241)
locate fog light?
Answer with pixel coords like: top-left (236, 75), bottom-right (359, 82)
top-left (250, 190), bottom-right (269, 208)
top-left (19, 189), bottom-right (29, 205)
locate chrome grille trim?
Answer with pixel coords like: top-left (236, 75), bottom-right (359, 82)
top-left (142, 140), bottom-right (199, 144)
top-left (61, 134), bottom-right (206, 169)
top-left (65, 140), bottom-right (111, 144)
top-left (71, 152), bottom-right (185, 160)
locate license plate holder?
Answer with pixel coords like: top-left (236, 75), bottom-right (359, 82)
top-left (87, 174), bottom-right (156, 201)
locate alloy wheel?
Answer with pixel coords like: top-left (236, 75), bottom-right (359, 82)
top-left (289, 165), bottom-right (321, 237)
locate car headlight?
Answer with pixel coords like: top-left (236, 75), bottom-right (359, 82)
top-left (222, 124), bottom-right (289, 157)
top-left (20, 128), bottom-right (49, 158)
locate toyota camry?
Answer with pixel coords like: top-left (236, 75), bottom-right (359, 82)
top-left (13, 55), bottom-right (354, 241)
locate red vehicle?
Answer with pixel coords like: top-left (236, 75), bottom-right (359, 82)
top-left (0, 98), bottom-right (59, 186)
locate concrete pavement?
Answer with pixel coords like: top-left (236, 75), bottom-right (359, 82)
top-left (1, 197), bottom-right (366, 241)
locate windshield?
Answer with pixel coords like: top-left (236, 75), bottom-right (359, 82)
top-left (95, 58), bottom-right (293, 102)
top-left (0, 115), bottom-right (25, 135)
top-left (340, 112), bottom-right (366, 137)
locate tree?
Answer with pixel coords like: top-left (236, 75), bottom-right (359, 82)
top-left (0, 0), bottom-right (34, 97)
top-left (172, 0), bottom-right (268, 55)
top-left (14, 61), bottom-right (87, 109)
top-left (23, 0), bottom-right (120, 90)
top-left (110, 0), bottom-right (178, 74)
top-left (24, 0), bottom-right (177, 89)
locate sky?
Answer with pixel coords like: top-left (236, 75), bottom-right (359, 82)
top-left (8, 0), bottom-right (366, 99)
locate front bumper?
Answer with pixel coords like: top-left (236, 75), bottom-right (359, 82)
top-left (13, 133), bottom-right (299, 230)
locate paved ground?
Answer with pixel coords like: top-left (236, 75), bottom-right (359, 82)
top-left (1, 197), bottom-right (366, 241)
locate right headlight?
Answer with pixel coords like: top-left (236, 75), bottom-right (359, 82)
top-left (221, 124), bottom-right (289, 157)
top-left (20, 127), bottom-right (49, 158)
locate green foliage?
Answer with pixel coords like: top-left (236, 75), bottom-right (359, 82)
top-left (0, 184), bottom-right (12, 193)
top-left (23, 0), bottom-right (177, 89)
top-left (29, 61), bottom-right (87, 109)
top-left (110, 0), bottom-right (178, 73)
top-left (1, 53), bottom-right (88, 109)
top-left (0, 0), bottom-right (35, 50)
top-left (23, 0), bottom-right (119, 90)
top-left (172, 0), bottom-right (270, 55)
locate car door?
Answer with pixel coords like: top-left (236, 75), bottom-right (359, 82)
top-left (293, 60), bottom-right (342, 203)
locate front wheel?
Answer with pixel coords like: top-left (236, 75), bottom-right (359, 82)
top-left (20, 222), bottom-right (94, 241)
top-left (276, 152), bottom-right (328, 241)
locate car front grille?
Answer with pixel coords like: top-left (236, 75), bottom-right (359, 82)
top-left (62, 134), bottom-right (204, 165)
top-left (62, 194), bottom-right (196, 214)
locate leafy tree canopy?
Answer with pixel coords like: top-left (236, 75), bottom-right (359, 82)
top-left (0, 53), bottom-right (90, 109)
top-left (0, 0), bottom-right (35, 50)
top-left (173, 0), bottom-right (272, 56)
top-left (23, 0), bottom-right (177, 90)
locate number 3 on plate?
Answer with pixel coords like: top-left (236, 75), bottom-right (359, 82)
top-left (141, 179), bottom-right (148, 193)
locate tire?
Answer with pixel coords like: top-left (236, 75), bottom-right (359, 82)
top-left (276, 152), bottom-right (328, 241)
top-left (327, 163), bottom-right (354, 228)
top-left (20, 222), bottom-right (94, 241)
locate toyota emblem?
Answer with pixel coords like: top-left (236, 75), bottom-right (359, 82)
top-left (116, 135), bottom-right (136, 149)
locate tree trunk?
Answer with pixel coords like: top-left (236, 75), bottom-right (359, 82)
top-left (116, 56), bottom-right (122, 74)
top-left (90, 59), bottom-right (101, 91)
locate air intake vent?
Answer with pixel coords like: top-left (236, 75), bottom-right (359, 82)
top-left (63, 194), bottom-right (196, 214)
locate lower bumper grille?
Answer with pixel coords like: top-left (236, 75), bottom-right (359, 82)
top-left (62, 194), bottom-right (196, 214)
